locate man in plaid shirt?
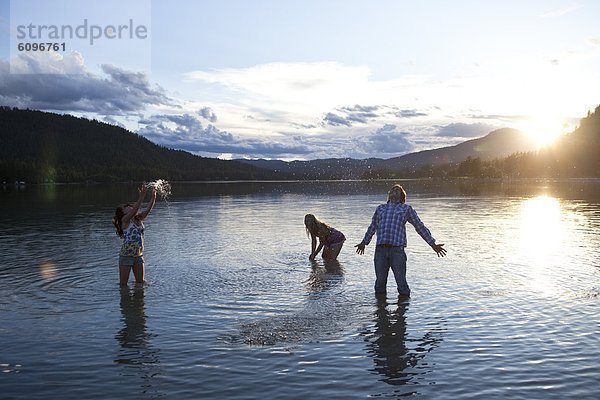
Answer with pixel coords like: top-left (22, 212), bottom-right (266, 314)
top-left (355, 184), bottom-right (446, 297)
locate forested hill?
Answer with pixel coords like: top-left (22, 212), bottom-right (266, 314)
top-left (525, 104), bottom-right (600, 177)
top-left (0, 107), bottom-right (277, 183)
top-left (2, 105), bottom-right (599, 183)
top-left (238, 106), bottom-right (600, 179)
top-left (416, 105), bottom-right (600, 179)
top-left (380, 128), bottom-right (537, 169)
top-left (237, 128), bottom-right (540, 179)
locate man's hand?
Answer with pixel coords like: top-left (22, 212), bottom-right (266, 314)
top-left (431, 243), bottom-right (447, 257)
top-left (355, 243), bottom-right (365, 255)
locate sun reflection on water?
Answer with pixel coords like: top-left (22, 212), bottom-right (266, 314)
top-left (518, 195), bottom-right (564, 295)
top-left (39, 260), bottom-right (58, 281)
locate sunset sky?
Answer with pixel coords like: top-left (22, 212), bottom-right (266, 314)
top-left (1, 0), bottom-right (599, 160)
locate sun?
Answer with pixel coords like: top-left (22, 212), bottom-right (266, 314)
top-left (518, 115), bottom-right (566, 147)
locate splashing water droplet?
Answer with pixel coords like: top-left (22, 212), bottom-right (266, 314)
top-left (144, 179), bottom-right (172, 201)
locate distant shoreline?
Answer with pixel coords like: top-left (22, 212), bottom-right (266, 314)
top-left (4, 177), bottom-right (600, 186)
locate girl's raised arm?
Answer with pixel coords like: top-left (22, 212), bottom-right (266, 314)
top-left (122, 185), bottom-right (147, 224)
top-left (139, 188), bottom-right (157, 220)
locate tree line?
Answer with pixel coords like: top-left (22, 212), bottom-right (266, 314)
top-left (1, 105), bottom-right (598, 183)
top-left (362, 105), bottom-right (600, 179)
top-left (0, 107), bottom-right (277, 183)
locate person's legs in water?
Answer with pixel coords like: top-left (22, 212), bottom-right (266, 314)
top-left (119, 266), bottom-right (131, 286)
top-left (374, 246), bottom-right (391, 293)
top-left (322, 241), bottom-right (344, 260)
top-left (132, 256), bottom-right (145, 284)
top-left (119, 255), bottom-right (134, 286)
top-left (390, 247), bottom-right (410, 296)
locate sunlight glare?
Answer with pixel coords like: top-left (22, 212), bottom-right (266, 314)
top-left (518, 116), bottom-right (566, 147)
top-left (520, 195), bottom-right (562, 251)
top-left (518, 195), bottom-right (563, 295)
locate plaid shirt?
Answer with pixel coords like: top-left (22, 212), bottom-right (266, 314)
top-left (361, 201), bottom-right (436, 247)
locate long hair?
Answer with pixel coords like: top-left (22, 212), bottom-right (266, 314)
top-left (388, 184), bottom-right (406, 203)
top-left (304, 214), bottom-right (331, 239)
top-left (113, 206), bottom-right (126, 238)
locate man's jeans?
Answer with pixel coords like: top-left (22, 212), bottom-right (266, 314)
top-left (374, 245), bottom-right (410, 296)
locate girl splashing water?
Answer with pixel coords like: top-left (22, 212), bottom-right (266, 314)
top-left (112, 184), bottom-right (157, 286)
top-left (304, 214), bottom-right (346, 261)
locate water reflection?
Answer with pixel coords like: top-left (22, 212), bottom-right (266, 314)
top-left (519, 195), bottom-right (563, 255)
top-left (238, 261), bottom-right (348, 345)
top-left (305, 259), bottom-right (344, 296)
top-left (115, 286), bottom-right (161, 395)
top-left (364, 296), bottom-right (443, 393)
top-left (38, 260), bottom-right (58, 281)
top-left (2, 180), bottom-right (599, 399)
top-left (518, 195), bottom-right (565, 295)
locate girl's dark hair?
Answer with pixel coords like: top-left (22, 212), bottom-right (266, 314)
top-left (113, 206), bottom-right (125, 238)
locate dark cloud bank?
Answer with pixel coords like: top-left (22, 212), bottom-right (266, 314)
top-left (0, 55), bottom-right (487, 160)
top-left (0, 54), bottom-right (170, 114)
top-left (139, 113), bottom-right (311, 158)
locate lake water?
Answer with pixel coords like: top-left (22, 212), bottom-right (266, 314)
top-left (1, 179), bottom-right (599, 399)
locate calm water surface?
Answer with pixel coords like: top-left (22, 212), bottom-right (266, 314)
top-left (1, 180), bottom-right (599, 399)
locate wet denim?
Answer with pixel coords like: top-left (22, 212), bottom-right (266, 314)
top-left (374, 246), bottom-right (410, 295)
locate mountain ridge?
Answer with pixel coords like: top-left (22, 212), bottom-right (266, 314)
top-left (237, 128), bottom-right (539, 179)
top-left (1, 105), bottom-right (599, 182)
top-left (0, 107), bottom-right (277, 183)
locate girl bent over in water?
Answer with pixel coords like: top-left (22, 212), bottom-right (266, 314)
top-left (304, 214), bottom-right (346, 261)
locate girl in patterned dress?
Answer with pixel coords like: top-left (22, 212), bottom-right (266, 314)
top-left (112, 184), bottom-right (156, 286)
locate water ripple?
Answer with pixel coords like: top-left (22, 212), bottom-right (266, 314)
top-left (2, 181), bottom-right (600, 399)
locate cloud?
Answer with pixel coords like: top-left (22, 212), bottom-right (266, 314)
top-left (354, 124), bottom-right (414, 157)
top-left (186, 62), bottom-right (369, 93)
top-left (435, 122), bottom-right (496, 138)
top-left (341, 104), bottom-right (378, 117)
top-left (338, 104), bottom-right (380, 123)
top-left (102, 115), bottom-right (126, 128)
top-left (138, 111), bottom-right (418, 160)
top-left (198, 107), bottom-right (217, 122)
top-left (369, 124), bottom-right (413, 154)
top-left (185, 62), bottom-right (373, 112)
top-left (540, 4), bottom-right (582, 19)
top-left (184, 61), bottom-right (561, 158)
top-left (0, 52), bottom-right (171, 115)
top-left (395, 109), bottom-right (428, 118)
top-left (323, 104), bottom-right (382, 126)
top-left (467, 113), bottom-right (527, 122)
top-left (323, 112), bottom-right (352, 127)
top-left (589, 38), bottom-right (600, 47)
top-left (138, 113), bottom-right (311, 158)
top-left (3, 52), bottom-right (585, 161)
top-left (290, 121), bottom-right (319, 129)
top-left (322, 104), bottom-right (429, 127)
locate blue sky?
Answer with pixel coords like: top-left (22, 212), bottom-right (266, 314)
top-left (1, 0), bottom-right (599, 160)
